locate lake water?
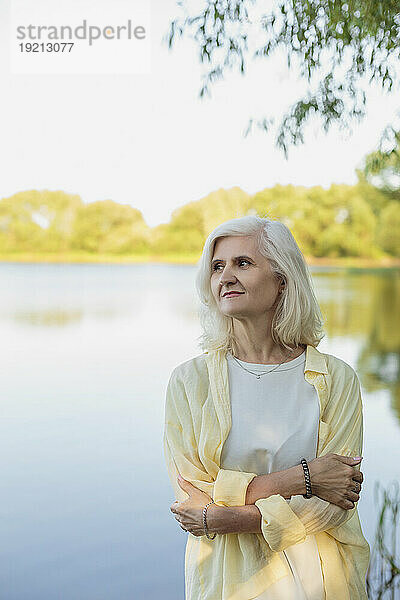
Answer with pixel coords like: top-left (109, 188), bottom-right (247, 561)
top-left (0, 263), bottom-right (399, 599)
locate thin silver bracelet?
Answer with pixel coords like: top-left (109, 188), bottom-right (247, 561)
top-left (203, 500), bottom-right (217, 540)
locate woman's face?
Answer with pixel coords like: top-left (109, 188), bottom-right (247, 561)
top-left (210, 235), bottom-right (283, 319)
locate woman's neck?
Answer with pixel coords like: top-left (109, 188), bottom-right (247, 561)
top-left (231, 320), bottom-right (304, 364)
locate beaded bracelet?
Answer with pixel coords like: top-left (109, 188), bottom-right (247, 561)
top-left (203, 500), bottom-right (217, 540)
top-left (300, 458), bottom-right (313, 498)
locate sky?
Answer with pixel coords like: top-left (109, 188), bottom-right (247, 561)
top-left (0, 0), bottom-right (399, 228)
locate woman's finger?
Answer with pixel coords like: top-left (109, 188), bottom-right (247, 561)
top-left (177, 477), bottom-right (196, 494)
top-left (350, 480), bottom-right (362, 493)
top-left (348, 490), bottom-right (360, 502)
top-left (170, 501), bottom-right (181, 513)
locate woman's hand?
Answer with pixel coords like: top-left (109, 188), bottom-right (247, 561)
top-left (307, 454), bottom-right (364, 509)
top-left (170, 475), bottom-right (214, 536)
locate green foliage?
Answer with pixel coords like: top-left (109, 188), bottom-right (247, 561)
top-left (360, 127), bottom-right (400, 201)
top-left (0, 190), bottom-right (82, 252)
top-left (366, 481), bottom-right (400, 598)
top-left (355, 171), bottom-right (392, 215)
top-left (70, 200), bottom-right (150, 255)
top-left (248, 182), bottom-right (388, 258)
top-left (0, 183), bottom-right (398, 260)
top-left (151, 222), bottom-right (205, 255)
top-left (199, 187), bottom-right (252, 233)
top-left (166, 1), bottom-right (400, 157)
top-left (0, 191), bottom-right (151, 255)
top-left (150, 187), bottom-right (251, 255)
top-left (315, 188), bottom-right (378, 258)
top-left (377, 201), bottom-right (400, 256)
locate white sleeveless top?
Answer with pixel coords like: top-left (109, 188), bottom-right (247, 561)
top-left (220, 350), bottom-right (325, 600)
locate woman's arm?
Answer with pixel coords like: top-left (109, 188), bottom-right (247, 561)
top-left (206, 493), bottom-right (358, 536)
top-left (165, 367), bottom-right (359, 539)
top-left (207, 503), bottom-right (263, 534)
top-left (164, 368), bottom-right (306, 507)
top-left (164, 368), bottom-right (257, 505)
top-left (208, 369), bottom-right (365, 540)
top-left (245, 464), bottom-right (306, 504)
top-left (247, 371), bottom-right (365, 550)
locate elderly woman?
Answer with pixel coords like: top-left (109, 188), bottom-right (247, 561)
top-left (163, 216), bottom-right (370, 600)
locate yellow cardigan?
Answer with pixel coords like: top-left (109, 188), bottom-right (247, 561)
top-left (163, 344), bottom-right (370, 600)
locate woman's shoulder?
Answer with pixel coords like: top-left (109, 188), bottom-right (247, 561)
top-left (169, 352), bottom-right (209, 385)
top-left (317, 348), bottom-right (359, 383)
top-left (317, 350), bottom-right (363, 417)
top-left (324, 352), bottom-right (357, 374)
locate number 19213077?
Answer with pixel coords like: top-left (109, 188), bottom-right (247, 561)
top-left (19, 42), bottom-right (74, 52)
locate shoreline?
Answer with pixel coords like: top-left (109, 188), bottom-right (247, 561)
top-left (0, 253), bottom-right (399, 269)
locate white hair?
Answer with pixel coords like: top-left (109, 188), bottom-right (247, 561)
top-left (195, 215), bottom-right (325, 353)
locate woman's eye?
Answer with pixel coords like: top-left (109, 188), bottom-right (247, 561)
top-left (212, 260), bottom-right (250, 272)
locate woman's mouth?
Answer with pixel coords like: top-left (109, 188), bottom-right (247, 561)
top-left (223, 292), bottom-right (244, 298)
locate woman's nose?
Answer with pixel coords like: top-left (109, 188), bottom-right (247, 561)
top-left (219, 266), bottom-right (237, 284)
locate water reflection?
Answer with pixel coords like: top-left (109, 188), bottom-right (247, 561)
top-left (317, 269), bottom-right (400, 421)
top-left (0, 263), bottom-right (398, 599)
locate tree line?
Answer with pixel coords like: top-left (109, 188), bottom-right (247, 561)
top-left (0, 176), bottom-right (398, 260)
